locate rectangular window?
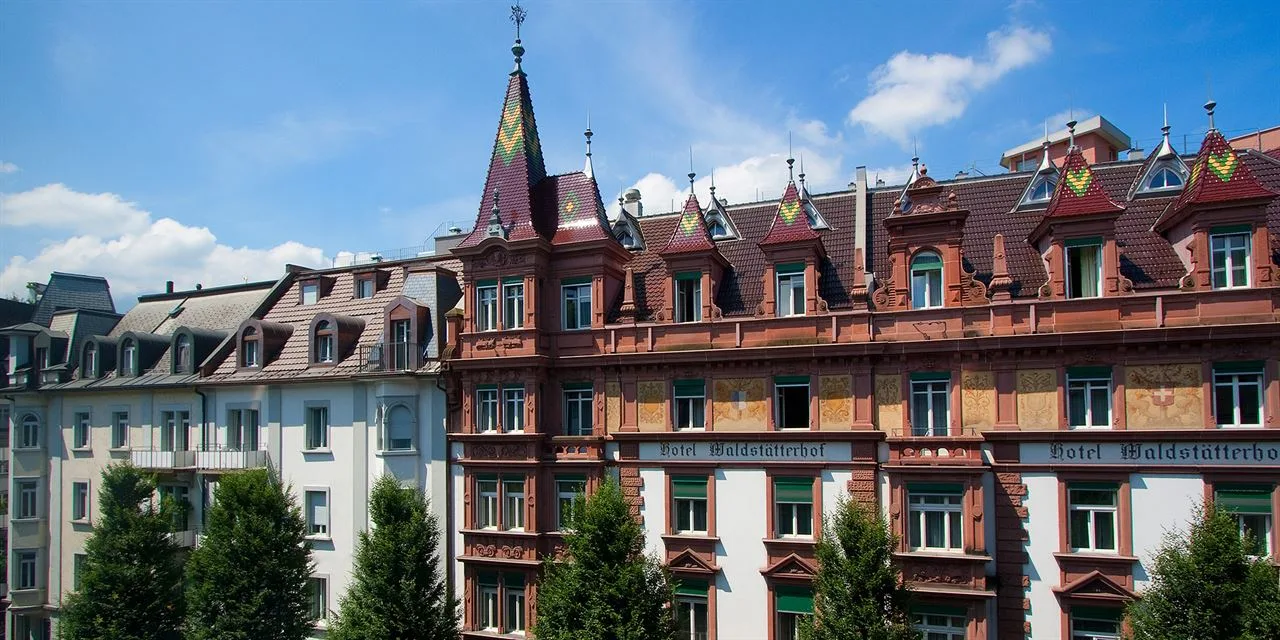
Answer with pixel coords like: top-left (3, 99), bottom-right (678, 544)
top-left (301, 282), bottom-right (319, 305)
top-left (160, 410), bottom-right (191, 452)
top-left (776, 265), bottom-right (806, 317)
top-left (503, 387), bottom-right (525, 432)
top-left (775, 586), bottom-right (813, 640)
top-left (389, 319), bottom-right (413, 370)
top-left (908, 485), bottom-right (964, 551)
top-left (504, 280), bottom-right (525, 329)
top-left (308, 577), bottom-right (328, 621)
top-left (910, 374), bottom-right (950, 437)
top-left (1069, 484), bottom-right (1119, 553)
top-left (1214, 363), bottom-right (1264, 428)
top-left (505, 578), bottom-right (527, 634)
top-left (673, 379), bottom-right (706, 430)
top-left (305, 490), bottom-right (330, 538)
top-left (111, 411), bottom-right (129, 448)
top-left (672, 477), bottom-right (709, 535)
top-left (1070, 607), bottom-right (1122, 640)
top-left (912, 605), bottom-right (968, 640)
top-left (674, 273), bottom-right (702, 323)
top-left (476, 282), bottom-right (498, 332)
top-left (1067, 368), bottom-right (1112, 429)
top-left (1211, 231), bottom-right (1251, 289)
top-left (775, 376), bottom-right (810, 430)
top-left (72, 411), bottom-right (90, 449)
top-left (503, 479), bottom-right (525, 531)
top-left (1066, 240), bottom-right (1102, 299)
top-left (16, 550), bottom-right (38, 590)
top-left (243, 339), bottom-right (260, 367)
top-left (476, 387), bottom-right (499, 433)
top-left (556, 478), bottom-right (586, 530)
top-left (1216, 485), bottom-right (1273, 557)
top-left (228, 409), bottom-right (258, 451)
top-left (477, 478), bottom-right (499, 529)
top-left (305, 406), bottom-right (329, 450)
top-left (675, 580), bottom-right (709, 640)
top-left (563, 282), bottom-right (592, 330)
top-left (17, 479), bottom-right (39, 519)
top-left (355, 276), bottom-right (375, 299)
top-left (563, 385), bottom-right (593, 436)
top-left (774, 477), bottom-right (814, 538)
top-left (73, 553), bottom-right (87, 592)
top-left (72, 481), bottom-right (89, 522)
top-left (479, 582), bottom-right (500, 631)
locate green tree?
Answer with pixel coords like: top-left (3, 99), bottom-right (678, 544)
top-left (1126, 501), bottom-right (1280, 640)
top-left (801, 496), bottom-right (916, 640)
top-left (532, 476), bottom-right (676, 640)
top-left (186, 468), bottom-right (314, 640)
top-left (329, 475), bottom-right (459, 640)
top-left (59, 463), bottom-right (185, 640)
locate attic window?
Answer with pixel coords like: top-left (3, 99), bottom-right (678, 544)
top-left (708, 219), bottom-right (727, 238)
top-left (174, 334), bottom-right (192, 374)
top-left (242, 326), bottom-right (260, 368)
top-left (1024, 175), bottom-right (1056, 205)
top-left (82, 343), bottom-right (98, 379)
top-left (301, 282), bottom-right (320, 305)
top-left (314, 321), bottom-right (335, 364)
top-left (355, 275), bottom-right (375, 299)
top-left (1139, 161), bottom-right (1187, 194)
top-left (121, 339), bottom-right (138, 377)
top-left (618, 229), bottom-right (638, 249)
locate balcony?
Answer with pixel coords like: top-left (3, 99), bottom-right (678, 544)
top-left (168, 530), bottom-right (202, 548)
top-left (358, 341), bottom-right (423, 373)
top-left (131, 445), bottom-right (269, 471)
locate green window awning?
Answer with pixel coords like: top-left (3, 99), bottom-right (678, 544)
top-left (672, 477), bottom-right (708, 500)
top-left (562, 276), bottom-right (592, 286)
top-left (1069, 481), bottom-right (1119, 491)
top-left (908, 482), bottom-right (964, 495)
top-left (475, 473), bottom-right (499, 483)
top-left (775, 477), bottom-right (814, 503)
top-left (774, 375), bottom-right (809, 386)
top-left (675, 271), bottom-right (702, 281)
top-left (776, 262), bottom-right (805, 275)
top-left (502, 276), bottom-right (524, 285)
top-left (562, 381), bottom-right (593, 391)
top-left (673, 379), bottom-right (705, 396)
top-left (1214, 361), bottom-right (1264, 374)
top-left (476, 383), bottom-right (498, 391)
top-left (675, 579), bottom-right (709, 597)
top-left (477, 571), bottom-right (499, 587)
top-left (1072, 606), bottom-right (1123, 622)
top-left (911, 252), bottom-right (942, 268)
top-left (1216, 485), bottom-right (1273, 515)
top-left (1211, 224), bottom-right (1252, 235)
top-left (476, 279), bottom-right (498, 288)
top-left (1064, 236), bottom-right (1103, 248)
top-left (1067, 366), bottom-right (1111, 379)
top-left (910, 371), bottom-right (951, 382)
top-left (775, 586), bottom-right (813, 614)
top-left (913, 604), bottom-right (968, 617)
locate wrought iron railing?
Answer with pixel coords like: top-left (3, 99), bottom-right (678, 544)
top-left (358, 341), bottom-right (423, 372)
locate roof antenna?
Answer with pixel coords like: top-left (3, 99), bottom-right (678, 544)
top-left (510, 2), bottom-right (527, 74)
top-left (688, 147), bottom-right (696, 194)
top-left (786, 132), bottom-right (795, 182)
top-left (583, 110), bottom-right (594, 179)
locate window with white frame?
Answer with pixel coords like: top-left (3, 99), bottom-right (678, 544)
top-left (355, 276), bottom-right (375, 299)
top-left (72, 481), bottom-right (89, 522)
top-left (504, 280), bottom-right (525, 329)
top-left (674, 273), bottom-right (702, 323)
top-left (673, 379), bottom-right (705, 430)
top-left (556, 478), bottom-right (586, 530)
top-left (308, 577), bottom-right (328, 621)
top-left (1210, 229), bottom-right (1251, 290)
top-left (17, 478), bottom-right (39, 519)
top-left (675, 580), bottom-right (710, 640)
top-left (305, 406), bottom-right (329, 450)
top-left (385, 405), bottom-right (414, 451)
top-left (672, 476), bottom-right (708, 535)
top-left (19, 413), bottom-right (40, 449)
top-left (1069, 484), bottom-right (1118, 552)
top-left (503, 479), bottom-right (525, 531)
top-left (1216, 485), bottom-right (1273, 557)
top-left (774, 376), bottom-right (810, 430)
top-left (161, 410), bottom-right (191, 452)
top-left (563, 385), bottom-right (593, 436)
top-left (912, 606), bottom-right (968, 640)
top-left (1066, 239), bottom-right (1103, 299)
top-left (175, 334), bottom-right (192, 373)
top-left (314, 321), bottom-right (335, 363)
top-left (301, 282), bottom-right (319, 305)
top-left (775, 264), bottom-right (806, 317)
top-left (476, 478), bottom-right (499, 529)
top-left (562, 281), bottom-right (592, 330)
top-left (16, 550), bottom-right (38, 590)
top-left (476, 572), bottom-right (526, 635)
top-left (82, 343), bottom-right (98, 378)
top-left (908, 486), bottom-right (964, 551)
top-left (476, 282), bottom-right (498, 332)
top-left (121, 339), bottom-right (138, 376)
top-left (1067, 369), bottom-right (1111, 429)
top-left (505, 577), bottom-right (527, 634)
top-left (111, 411), bottom-right (129, 448)
top-left (305, 489), bottom-right (329, 537)
top-left (774, 477), bottom-right (814, 538)
top-left (1142, 163), bottom-right (1185, 192)
top-left (1214, 363), bottom-right (1264, 428)
top-left (1070, 607), bottom-right (1122, 640)
top-left (708, 218), bottom-right (728, 238)
top-left (476, 387), bottom-right (499, 433)
top-left (1025, 174), bottom-right (1056, 205)
top-left (72, 411), bottom-right (91, 449)
top-left (775, 586), bottom-right (813, 640)
top-left (910, 374), bottom-right (950, 437)
top-left (241, 326), bottom-right (260, 368)
top-left (910, 251), bottom-right (944, 309)
top-left (503, 387), bottom-right (525, 432)
top-left (479, 581), bottom-right (500, 631)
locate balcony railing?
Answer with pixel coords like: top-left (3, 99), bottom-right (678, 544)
top-left (131, 445), bottom-right (269, 471)
top-left (358, 341), bottom-right (423, 373)
top-left (168, 530), bottom-right (201, 548)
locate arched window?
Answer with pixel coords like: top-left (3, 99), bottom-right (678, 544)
top-left (618, 230), bottom-right (636, 249)
top-left (121, 339), bottom-right (138, 376)
top-left (910, 251), bottom-right (944, 310)
top-left (1146, 166), bottom-right (1183, 191)
top-left (386, 405), bottom-right (414, 451)
top-left (708, 219), bottom-right (727, 239)
top-left (1028, 176), bottom-right (1056, 203)
top-left (314, 321), bottom-right (335, 364)
top-left (174, 334), bottom-right (192, 374)
top-left (82, 343), bottom-right (97, 379)
top-left (19, 413), bottom-right (40, 449)
top-left (241, 326), bottom-right (260, 368)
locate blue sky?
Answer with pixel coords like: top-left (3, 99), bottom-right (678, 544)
top-left (2, 0), bottom-right (1278, 304)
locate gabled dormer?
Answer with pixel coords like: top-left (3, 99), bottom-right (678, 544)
top-left (702, 182), bottom-right (739, 241)
top-left (1132, 116), bottom-right (1190, 198)
top-left (1028, 141), bottom-right (1130, 299)
top-left (797, 163), bottom-right (829, 229)
top-left (657, 189), bottom-right (729, 323)
top-left (757, 161), bottom-right (827, 317)
top-left (1016, 140), bottom-right (1059, 210)
top-left (611, 193), bottom-right (646, 250)
top-left (1152, 102), bottom-right (1278, 291)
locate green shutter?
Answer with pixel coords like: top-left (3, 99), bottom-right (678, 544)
top-left (774, 375), bottom-right (809, 386)
top-left (1211, 224), bottom-right (1252, 235)
top-left (1214, 361), bottom-right (1264, 374)
top-left (478, 571), bottom-right (499, 587)
top-left (672, 477), bottom-right (708, 500)
top-left (774, 477), bottom-right (813, 503)
top-left (1067, 366), bottom-right (1111, 379)
top-left (502, 276), bottom-right (524, 285)
top-left (1216, 486), bottom-right (1273, 515)
top-left (673, 379), bottom-right (705, 396)
top-left (776, 262), bottom-right (805, 275)
top-left (504, 572), bottom-right (526, 589)
top-left (476, 473), bottom-right (499, 483)
top-left (775, 586), bottom-right (813, 614)
top-left (562, 276), bottom-right (592, 286)
top-left (1072, 606), bottom-right (1123, 622)
top-left (675, 579), bottom-right (709, 597)
top-left (913, 604), bottom-right (968, 617)
top-left (477, 279), bottom-right (498, 288)
top-left (675, 271), bottom-right (702, 281)
top-left (1070, 481), bottom-right (1119, 491)
top-left (908, 482), bottom-right (964, 495)
top-left (563, 381), bottom-right (593, 391)
top-left (911, 371), bottom-right (951, 382)
top-left (1064, 236), bottom-right (1103, 248)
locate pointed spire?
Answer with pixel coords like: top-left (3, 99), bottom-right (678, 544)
top-left (709, 172), bottom-right (717, 199)
top-left (510, 2), bottom-right (527, 75)
top-left (798, 155), bottom-right (807, 190)
top-left (759, 178), bottom-right (821, 246)
top-left (1158, 104), bottom-right (1276, 226)
top-left (688, 147), bottom-right (696, 194)
top-left (657, 188), bottom-right (717, 255)
top-left (583, 112), bottom-right (594, 179)
top-left (1204, 98), bottom-right (1218, 131)
top-left (1043, 144), bottom-right (1123, 219)
top-left (1067, 118), bottom-right (1078, 150)
top-left (786, 133), bottom-right (795, 183)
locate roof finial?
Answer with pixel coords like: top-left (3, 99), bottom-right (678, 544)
top-left (687, 147), bottom-right (696, 193)
top-left (911, 137), bottom-right (920, 171)
top-left (1162, 103), bottom-right (1169, 133)
top-left (1204, 98), bottom-right (1217, 131)
top-left (1067, 117), bottom-right (1078, 149)
top-left (486, 189), bottom-right (505, 238)
top-left (510, 2), bottom-right (527, 74)
top-left (798, 154), bottom-right (807, 189)
top-left (787, 131), bottom-right (796, 182)
top-left (1042, 120), bottom-right (1049, 145)
top-left (583, 111), bottom-right (595, 179)
top-left (709, 171), bottom-right (717, 197)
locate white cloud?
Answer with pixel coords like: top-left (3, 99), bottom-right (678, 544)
top-left (0, 162), bottom-right (18, 174)
top-left (1, 183), bottom-right (151, 234)
top-left (0, 184), bottom-right (326, 303)
top-left (848, 26), bottom-right (1052, 145)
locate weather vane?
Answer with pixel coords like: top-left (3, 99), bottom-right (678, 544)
top-left (511, 2), bottom-right (527, 41)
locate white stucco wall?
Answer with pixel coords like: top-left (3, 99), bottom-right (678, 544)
top-left (638, 468), bottom-right (666, 558)
top-left (1022, 472), bottom-right (1061, 640)
top-left (716, 468), bottom-right (769, 640)
top-left (1130, 473), bottom-right (1202, 591)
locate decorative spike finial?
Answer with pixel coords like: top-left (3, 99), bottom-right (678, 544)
top-left (510, 2), bottom-right (527, 74)
top-left (486, 189), bottom-right (505, 238)
top-left (1205, 99), bottom-right (1217, 131)
top-left (798, 154), bottom-right (807, 188)
top-left (1162, 103), bottom-right (1169, 133)
top-left (1067, 118), bottom-right (1078, 149)
top-left (709, 172), bottom-right (717, 196)
top-left (582, 116), bottom-right (595, 179)
top-left (1042, 121), bottom-right (1049, 145)
top-left (688, 147), bottom-right (696, 193)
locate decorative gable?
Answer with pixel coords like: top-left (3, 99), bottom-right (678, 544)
top-left (660, 194), bottom-right (718, 255)
top-left (667, 549), bottom-right (721, 576)
top-left (1132, 121), bottom-right (1190, 198)
top-left (760, 553), bottom-right (817, 580)
top-left (1053, 570), bottom-right (1138, 603)
top-left (756, 174), bottom-right (827, 317)
top-left (703, 185), bottom-right (739, 240)
top-left (1016, 142), bottom-right (1059, 210)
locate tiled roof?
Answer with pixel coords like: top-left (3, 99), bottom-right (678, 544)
top-left (1044, 147), bottom-right (1125, 219)
top-left (658, 193), bottom-right (718, 255)
top-left (541, 172), bottom-right (614, 246)
top-left (1169, 128), bottom-right (1276, 216)
top-left (31, 272), bottom-right (115, 327)
top-left (0, 299), bottom-right (34, 326)
top-left (759, 181), bottom-right (822, 246)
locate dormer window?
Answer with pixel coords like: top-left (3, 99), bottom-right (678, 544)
top-left (82, 343), bottom-right (97, 379)
top-left (910, 252), bottom-right (943, 309)
top-left (355, 276), bottom-right (375, 299)
top-left (1027, 175), bottom-right (1056, 204)
top-left (674, 272), bottom-right (702, 323)
top-left (1146, 165), bottom-right (1184, 191)
top-left (708, 220), bottom-right (727, 239)
top-left (619, 230), bottom-right (637, 249)
top-left (242, 326), bottom-right (260, 368)
top-left (775, 264), bottom-right (805, 318)
top-left (121, 339), bottom-right (138, 376)
top-left (314, 321), bottom-right (335, 363)
top-left (1065, 239), bottom-right (1103, 299)
top-left (174, 334), bottom-right (192, 374)
top-left (1210, 227), bottom-right (1251, 290)
top-left (301, 283), bottom-right (320, 306)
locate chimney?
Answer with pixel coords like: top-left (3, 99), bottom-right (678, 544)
top-left (1127, 147), bottom-right (1145, 160)
top-left (166, 281), bottom-right (175, 294)
top-left (853, 166), bottom-right (870, 282)
top-left (622, 188), bottom-right (643, 218)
